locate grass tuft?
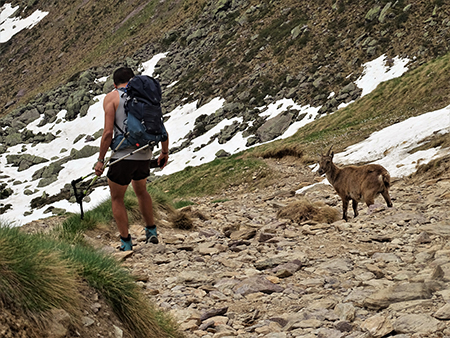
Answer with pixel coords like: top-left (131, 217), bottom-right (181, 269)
top-left (65, 245), bottom-right (180, 338)
top-left (173, 200), bottom-right (196, 209)
top-left (277, 198), bottom-right (340, 224)
top-left (0, 226), bottom-right (80, 316)
top-left (0, 222), bottom-right (184, 338)
top-left (170, 211), bottom-right (194, 230)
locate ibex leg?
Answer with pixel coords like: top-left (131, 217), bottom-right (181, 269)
top-left (342, 198), bottom-right (349, 222)
top-left (352, 199), bottom-right (359, 218)
top-left (381, 190), bottom-right (393, 207)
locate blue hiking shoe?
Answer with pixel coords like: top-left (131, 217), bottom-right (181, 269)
top-left (145, 225), bottom-right (159, 244)
top-left (120, 235), bottom-right (133, 251)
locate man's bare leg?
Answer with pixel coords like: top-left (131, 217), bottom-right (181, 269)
top-left (131, 178), bottom-right (154, 226)
top-left (132, 178), bottom-right (158, 243)
top-left (108, 179), bottom-right (129, 238)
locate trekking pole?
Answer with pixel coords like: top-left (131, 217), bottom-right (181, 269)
top-left (79, 136), bottom-right (129, 191)
top-left (71, 139), bottom-right (157, 219)
top-left (71, 135), bottom-right (128, 219)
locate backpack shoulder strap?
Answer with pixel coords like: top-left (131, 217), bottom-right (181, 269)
top-left (114, 121), bottom-right (125, 135)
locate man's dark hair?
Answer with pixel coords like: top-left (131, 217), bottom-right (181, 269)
top-left (113, 67), bottom-right (134, 85)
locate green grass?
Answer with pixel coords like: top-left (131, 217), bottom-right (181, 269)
top-left (57, 194), bottom-right (126, 244)
top-left (59, 185), bottom-right (178, 244)
top-left (0, 226), bottom-right (79, 315)
top-left (173, 200), bottom-right (196, 209)
top-left (152, 155), bottom-right (271, 199)
top-left (0, 223), bottom-right (183, 338)
top-left (65, 244), bottom-right (179, 338)
top-left (0, 186), bottom-right (182, 334)
top-left (147, 185), bottom-right (176, 207)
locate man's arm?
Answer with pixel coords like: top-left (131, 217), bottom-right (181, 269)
top-left (94, 91), bottom-right (118, 176)
top-left (158, 135), bottom-right (169, 169)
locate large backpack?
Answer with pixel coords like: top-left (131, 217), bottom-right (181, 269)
top-left (111, 75), bottom-right (168, 151)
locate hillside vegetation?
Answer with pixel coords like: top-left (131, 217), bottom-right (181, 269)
top-left (0, 0), bottom-right (206, 110)
top-left (151, 51), bottom-right (450, 199)
top-left (2, 0), bottom-right (450, 115)
top-left (247, 51), bottom-right (450, 161)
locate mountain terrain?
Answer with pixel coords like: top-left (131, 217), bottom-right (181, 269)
top-left (2, 0), bottom-right (450, 337)
top-left (2, 0), bottom-right (450, 118)
top-left (2, 0), bottom-right (450, 218)
top-left (18, 155), bottom-right (450, 338)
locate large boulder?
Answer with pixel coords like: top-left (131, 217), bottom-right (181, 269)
top-left (256, 112), bottom-right (295, 142)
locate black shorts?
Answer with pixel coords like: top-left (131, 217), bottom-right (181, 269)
top-left (107, 159), bottom-right (150, 186)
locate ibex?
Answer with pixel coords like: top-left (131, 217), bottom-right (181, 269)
top-left (318, 147), bottom-right (393, 221)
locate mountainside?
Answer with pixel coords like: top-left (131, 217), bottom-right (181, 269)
top-left (2, 0), bottom-right (450, 117)
top-left (1, 1), bottom-right (450, 217)
top-left (2, 0), bottom-right (450, 221)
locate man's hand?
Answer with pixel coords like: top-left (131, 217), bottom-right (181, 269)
top-left (94, 161), bottom-right (105, 176)
top-left (158, 137), bottom-right (169, 169)
top-left (158, 152), bottom-right (169, 169)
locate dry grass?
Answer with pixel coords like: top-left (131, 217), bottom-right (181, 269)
top-left (410, 153), bottom-right (450, 182)
top-left (277, 197), bottom-right (340, 224)
top-left (170, 211), bottom-right (194, 230)
top-left (169, 205), bottom-right (209, 230)
top-left (250, 143), bottom-right (304, 159)
top-left (408, 133), bottom-right (450, 155)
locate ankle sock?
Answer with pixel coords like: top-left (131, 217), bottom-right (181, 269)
top-left (120, 234), bottom-right (131, 241)
top-left (146, 225), bottom-right (156, 230)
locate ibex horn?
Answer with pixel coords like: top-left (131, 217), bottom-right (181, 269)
top-left (326, 145), bottom-right (333, 156)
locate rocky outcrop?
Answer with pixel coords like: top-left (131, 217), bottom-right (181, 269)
top-left (6, 154), bottom-right (49, 171)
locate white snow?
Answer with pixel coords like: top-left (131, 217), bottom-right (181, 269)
top-left (355, 55), bottom-right (410, 97)
top-left (334, 106), bottom-right (450, 178)
top-left (0, 3), bottom-right (48, 43)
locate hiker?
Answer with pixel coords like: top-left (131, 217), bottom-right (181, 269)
top-left (94, 67), bottom-right (169, 251)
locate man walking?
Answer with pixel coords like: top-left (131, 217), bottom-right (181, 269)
top-left (94, 67), bottom-right (169, 251)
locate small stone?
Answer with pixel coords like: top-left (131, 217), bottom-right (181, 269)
top-left (82, 316), bottom-right (95, 327)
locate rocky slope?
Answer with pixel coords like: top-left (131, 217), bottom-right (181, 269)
top-left (3, 0), bottom-right (450, 117)
top-left (21, 155), bottom-right (450, 338)
top-left (3, 0), bottom-right (450, 216)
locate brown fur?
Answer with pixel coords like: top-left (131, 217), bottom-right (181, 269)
top-left (318, 147), bottom-right (393, 221)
